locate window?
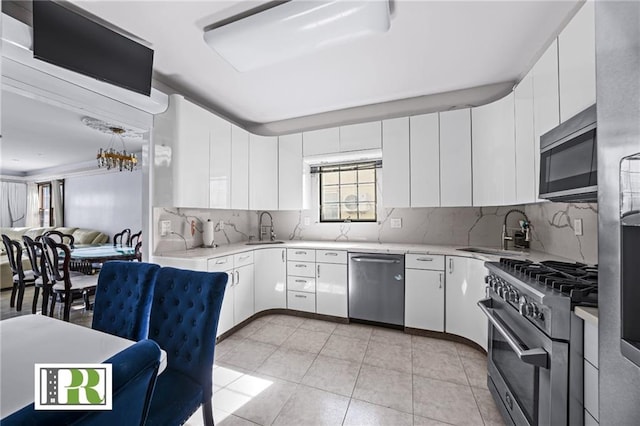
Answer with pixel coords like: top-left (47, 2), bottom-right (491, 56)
top-left (38, 181), bottom-right (64, 227)
top-left (316, 161), bottom-right (379, 222)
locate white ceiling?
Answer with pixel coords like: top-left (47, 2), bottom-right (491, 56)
top-left (70, 0), bottom-right (581, 134)
top-left (1, 90), bottom-right (145, 175)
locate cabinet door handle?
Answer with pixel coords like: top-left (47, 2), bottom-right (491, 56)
top-left (417, 257), bottom-right (433, 262)
top-left (295, 279), bottom-right (307, 283)
top-left (325, 252), bottom-right (338, 256)
top-left (235, 270), bottom-right (239, 286)
top-left (229, 271), bottom-right (235, 286)
top-left (295, 251), bottom-right (307, 255)
top-left (317, 264), bottom-right (320, 278)
top-left (239, 255), bottom-right (251, 261)
top-left (216, 259), bottom-right (227, 264)
top-left (295, 264), bottom-right (307, 268)
top-left (294, 294), bottom-right (307, 299)
top-left (439, 273), bottom-right (443, 289)
top-left (449, 258), bottom-right (453, 274)
top-left (282, 250), bottom-right (285, 262)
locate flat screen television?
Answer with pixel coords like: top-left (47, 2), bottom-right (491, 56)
top-left (33, 0), bottom-right (154, 96)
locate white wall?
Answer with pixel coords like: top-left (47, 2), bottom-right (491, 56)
top-left (65, 171), bottom-right (142, 240)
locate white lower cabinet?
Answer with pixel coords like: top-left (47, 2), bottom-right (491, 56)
top-left (208, 256), bottom-right (235, 337)
top-left (405, 269), bottom-right (444, 332)
top-left (445, 256), bottom-right (488, 350)
top-left (254, 248), bottom-right (286, 312)
top-left (316, 262), bottom-right (348, 318)
top-left (233, 263), bottom-right (255, 324)
top-left (287, 291), bottom-right (316, 313)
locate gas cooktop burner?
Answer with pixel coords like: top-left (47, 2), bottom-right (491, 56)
top-left (497, 257), bottom-right (598, 306)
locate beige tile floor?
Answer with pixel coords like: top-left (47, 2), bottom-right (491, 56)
top-left (1, 288), bottom-right (504, 426)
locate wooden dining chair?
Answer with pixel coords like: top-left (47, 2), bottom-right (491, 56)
top-left (1, 234), bottom-right (36, 311)
top-left (130, 230), bottom-right (142, 248)
top-left (41, 236), bottom-right (98, 321)
top-left (43, 230), bottom-right (75, 249)
top-left (145, 268), bottom-right (228, 426)
top-left (113, 228), bottom-right (131, 246)
top-left (22, 235), bottom-right (51, 315)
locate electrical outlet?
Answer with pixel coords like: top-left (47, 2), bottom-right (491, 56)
top-left (574, 219), bottom-right (583, 236)
top-left (390, 218), bottom-right (402, 229)
top-left (219, 220), bottom-right (225, 230)
top-left (160, 220), bottom-right (171, 237)
top-left (303, 216), bottom-right (311, 226)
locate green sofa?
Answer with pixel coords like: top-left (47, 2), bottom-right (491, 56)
top-left (0, 226), bottom-right (109, 290)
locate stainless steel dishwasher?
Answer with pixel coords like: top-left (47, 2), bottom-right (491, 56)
top-left (348, 253), bottom-right (405, 326)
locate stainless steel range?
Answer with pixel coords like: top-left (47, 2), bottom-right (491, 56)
top-left (480, 258), bottom-right (597, 425)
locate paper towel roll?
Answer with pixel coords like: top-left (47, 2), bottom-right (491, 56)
top-left (203, 219), bottom-right (215, 247)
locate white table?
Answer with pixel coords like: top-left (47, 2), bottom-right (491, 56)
top-left (0, 315), bottom-right (167, 418)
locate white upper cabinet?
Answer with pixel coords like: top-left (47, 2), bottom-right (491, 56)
top-left (171, 96), bottom-right (211, 208)
top-left (231, 125), bottom-right (250, 210)
top-left (209, 114), bottom-right (232, 209)
top-left (558, 1), bottom-right (596, 122)
top-left (303, 128), bottom-right (340, 156)
top-left (249, 134), bottom-right (279, 210)
top-left (514, 71), bottom-right (537, 204)
top-left (410, 113), bottom-right (440, 208)
top-left (472, 93), bottom-right (516, 206)
top-left (340, 122), bottom-right (382, 152)
top-left (382, 117), bottom-right (410, 208)
top-left (533, 40), bottom-right (560, 201)
top-left (278, 133), bottom-right (305, 210)
top-left (439, 109), bottom-right (472, 207)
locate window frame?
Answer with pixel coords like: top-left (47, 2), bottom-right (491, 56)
top-left (37, 181), bottom-right (64, 227)
top-left (316, 161), bottom-right (379, 223)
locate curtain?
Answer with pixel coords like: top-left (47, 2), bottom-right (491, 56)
top-left (25, 182), bottom-right (40, 227)
top-left (0, 181), bottom-right (27, 227)
top-left (51, 179), bottom-right (64, 227)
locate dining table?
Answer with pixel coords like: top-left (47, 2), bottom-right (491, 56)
top-left (69, 244), bottom-right (137, 274)
top-left (0, 315), bottom-right (167, 419)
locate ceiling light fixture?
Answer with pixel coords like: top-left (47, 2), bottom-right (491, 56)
top-left (81, 117), bottom-right (141, 172)
top-left (203, 0), bottom-right (391, 72)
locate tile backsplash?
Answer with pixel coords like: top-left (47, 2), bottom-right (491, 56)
top-left (154, 202), bottom-right (597, 265)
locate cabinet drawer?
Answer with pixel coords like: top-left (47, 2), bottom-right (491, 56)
top-left (288, 291), bottom-right (316, 313)
top-left (584, 321), bottom-right (598, 368)
top-left (234, 251), bottom-right (254, 268)
top-left (208, 256), bottom-right (233, 272)
top-left (287, 248), bottom-right (315, 262)
top-left (584, 360), bottom-right (599, 422)
top-left (288, 261), bottom-right (315, 278)
top-left (316, 250), bottom-right (347, 264)
top-left (406, 254), bottom-right (445, 270)
top-left (287, 276), bottom-right (316, 293)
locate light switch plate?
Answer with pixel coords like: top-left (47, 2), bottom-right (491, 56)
top-left (303, 216), bottom-right (311, 226)
top-left (160, 220), bottom-right (171, 237)
top-left (390, 218), bottom-right (402, 229)
top-left (574, 219), bottom-right (583, 236)
top-left (219, 220), bottom-right (225, 230)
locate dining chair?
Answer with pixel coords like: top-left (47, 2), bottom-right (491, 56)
top-left (130, 230), bottom-right (142, 248)
top-left (43, 230), bottom-right (75, 248)
top-left (113, 228), bottom-right (131, 246)
top-left (92, 261), bottom-right (160, 341)
top-left (134, 241), bottom-right (143, 262)
top-left (22, 235), bottom-right (50, 314)
top-left (41, 236), bottom-right (98, 321)
top-left (1, 234), bottom-right (36, 311)
top-left (1, 339), bottom-right (162, 426)
top-left (145, 267), bottom-right (228, 426)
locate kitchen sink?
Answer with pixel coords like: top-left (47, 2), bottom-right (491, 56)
top-left (245, 240), bottom-right (285, 245)
top-left (457, 247), bottom-right (525, 256)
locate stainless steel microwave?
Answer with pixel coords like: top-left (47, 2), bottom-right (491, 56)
top-left (539, 104), bottom-right (597, 202)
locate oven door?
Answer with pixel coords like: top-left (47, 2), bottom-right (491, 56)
top-left (478, 296), bottom-right (568, 426)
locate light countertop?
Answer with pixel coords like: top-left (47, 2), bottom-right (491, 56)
top-left (575, 306), bottom-right (599, 325)
top-left (153, 240), bottom-right (581, 265)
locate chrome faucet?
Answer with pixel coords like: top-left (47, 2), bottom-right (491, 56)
top-left (502, 209), bottom-right (531, 250)
top-left (258, 211), bottom-right (276, 242)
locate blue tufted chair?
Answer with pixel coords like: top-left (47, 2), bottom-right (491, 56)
top-left (2, 339), bottom-right (162, 426)
top-left (145, 267), bottom-right (228, 426)
top-left (92, 261), bottom-right (160, 341)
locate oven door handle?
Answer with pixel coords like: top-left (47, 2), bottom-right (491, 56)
top-left (478, 298), bottom-right (549, 369)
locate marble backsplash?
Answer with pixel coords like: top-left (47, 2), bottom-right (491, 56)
top-left (154, 202), bottom-right (597, 265)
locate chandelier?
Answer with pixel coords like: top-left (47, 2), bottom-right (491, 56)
top-left (81, 117), bottom-right (142, 172)
top-left (97, 127), bottom-right (138, 171)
